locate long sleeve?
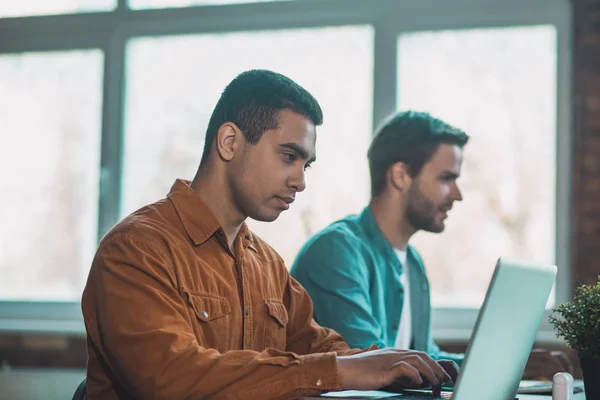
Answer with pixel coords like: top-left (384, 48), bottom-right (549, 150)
top-left (82, 234), bottom-right (342, 400)
top-left (291, 233), bottom-right (386, 349)
top-left (284, 273), bottom-right (377, 357)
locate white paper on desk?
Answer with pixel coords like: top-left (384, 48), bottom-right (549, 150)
top-left (312, 390), bottom-right (399, 398)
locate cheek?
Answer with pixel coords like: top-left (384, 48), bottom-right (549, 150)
top-left (247, 161), bottom-right (285, 197)
top-left (432, 182), bottom-right (451, 198)
top-left (443, 184), bottom-right (456, 199)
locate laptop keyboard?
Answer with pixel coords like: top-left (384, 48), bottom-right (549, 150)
top-left (397, 391), bottom-right (452, 399)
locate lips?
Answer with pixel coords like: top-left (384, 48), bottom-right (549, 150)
top-left (438, 205), bottom-right (453, 218)
top-left (439, 204), bottom-right (453, 212)
top-left (275, 196), bottom-right (295, 210)
top-left (278, 196), bottom-right (295, 205)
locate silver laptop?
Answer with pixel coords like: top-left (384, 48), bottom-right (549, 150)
top-left (446, 257), bottom-right (557, 400)
top-left (309, 257), bottom-right (557, 400)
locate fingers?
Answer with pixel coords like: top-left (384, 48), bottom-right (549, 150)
top-left (410, 352), bottom-right (452, 384)
top-left (438, 360), bottom-right (460, 383)
top-left (393, 354), bottom-right (450, 388)
top-left (390, 360), bottom-right (423, 387)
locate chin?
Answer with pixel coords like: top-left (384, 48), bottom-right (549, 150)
top-left (424, 222), bottom-right (445, 233)
top-left (434, 223), bottom-right (446, 232)
top-left (249, 210), bottom-right (282, 223)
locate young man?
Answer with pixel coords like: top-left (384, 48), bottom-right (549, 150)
top-left (291, 111), bottom-right (466, 362)
top-left (291, 111), bottom-right (573, 378)
top-left (82, 72), bottom-right (457, 399)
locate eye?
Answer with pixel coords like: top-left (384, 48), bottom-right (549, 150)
top-left (304, 162), bottom-right (313, 171)
top-left (283, 153), bottom-right (297, 163)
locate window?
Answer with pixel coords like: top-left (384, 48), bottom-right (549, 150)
top-left (0, 0), bottom-right (115, 18)
top-left (0, 50), bottom-right (104, 301)
top-left (397, 25), bottom-right (558, 308)
top-left (129, 0), bottom-right (291, 8)
top-left (123, 26), bottom-right (373, 268)
top-left (0, 0), bottom-right (570, 336)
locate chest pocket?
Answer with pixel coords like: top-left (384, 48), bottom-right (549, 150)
top-left (185, 290), bottom-right (231, 352)
top-left (263, 299), bottom-right (289, 350)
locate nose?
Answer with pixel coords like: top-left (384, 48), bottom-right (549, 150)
top-left (453, 182), bottom-right (463, 202)
top-left (289, 167), bottom-right (306, 193)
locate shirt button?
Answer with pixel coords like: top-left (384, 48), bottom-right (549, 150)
top-left (202, 311), bottom-right (209, 319)
top-left (244, 308), bottom-right (249, 317)
top-left (315, 378), bottom-right (323, 387)
top-left (392, 324), bottom-right (399, 330)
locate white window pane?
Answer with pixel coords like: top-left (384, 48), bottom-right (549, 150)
top-left (123, 26), bottom-right (373, 268)
top-left (129, 0), bottom-right (291, 9)
top-left (0, 0), bottom-right (115, 17)
top-left (398, 25), bottom-right (557, 308)
top-left (0, 50), bottom-right (103, 301)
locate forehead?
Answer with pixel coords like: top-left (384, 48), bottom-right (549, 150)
top-left (263, 110), bottom-right (316, 152)
top-left (422, 143), bottom-right (463, 173)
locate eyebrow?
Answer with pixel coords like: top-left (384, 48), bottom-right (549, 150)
top-left (279, 142), bottom-right (316, 164)
top-left (440, 170), bottom-right (460, 179)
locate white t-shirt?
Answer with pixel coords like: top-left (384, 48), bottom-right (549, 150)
top-left (394, 249), bottom-right (412, 349)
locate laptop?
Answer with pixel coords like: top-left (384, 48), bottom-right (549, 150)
top-left (307, 257), bottom-right (558, 400)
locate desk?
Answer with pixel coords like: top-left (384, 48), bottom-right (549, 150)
top-left (517, 392), bottom-right (585, 400)
top-left (521, 395), bottom-right (585, 400)
top-left (302, 391), bottom-right (586, 399)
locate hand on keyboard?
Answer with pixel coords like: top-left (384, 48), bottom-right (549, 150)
top-left (381, 359), bottom-right (459, 397)
top-left (336, 349), bottom-right (459, 394)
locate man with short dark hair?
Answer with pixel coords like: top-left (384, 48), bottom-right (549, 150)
top-left (292, 111), bottom-right (467, 362)
top-left (291, 110), bottom-right (574, 379)
top-left (82, 73), bottom-right (457, 399)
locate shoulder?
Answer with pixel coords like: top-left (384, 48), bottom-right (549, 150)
top-left (291, 215), bottom-right (372, 276)
top-left (305, 219), bottom-right (367, 256)
top-left (98, 199), bottom-right (180, 258)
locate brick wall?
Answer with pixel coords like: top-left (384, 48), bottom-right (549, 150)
top-left (572, 0), bottom-right (600, 288)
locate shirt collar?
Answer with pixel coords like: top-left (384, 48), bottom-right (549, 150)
top-left (360, 205), bottom-right (419, 273)
top-left (358, 206), bottom-right (397, 259)
top-left (359, 205), bottom-right (423, 275)
top-left (167, 179), bottom-right (255, 249)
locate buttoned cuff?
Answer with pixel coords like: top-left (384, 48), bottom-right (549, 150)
top-left (297, 352), bottom-right (341, 391)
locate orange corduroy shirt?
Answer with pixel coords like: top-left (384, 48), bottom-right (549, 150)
top-left (82, 179), bottom-right (370, 400)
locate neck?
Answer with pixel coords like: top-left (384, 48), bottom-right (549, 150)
top-left (190, 165), bottom-right (245, 248)
top-left (369, 195), bottom-right (416, 251)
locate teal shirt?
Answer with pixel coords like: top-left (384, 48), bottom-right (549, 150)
top-left (291, 206), bottom-right (462, 363)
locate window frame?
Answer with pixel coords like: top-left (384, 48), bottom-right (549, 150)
top-left (0, 0), bottom-right (572, 343)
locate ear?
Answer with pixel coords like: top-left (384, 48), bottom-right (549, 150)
top-left (215, 122), bottom-right (244, 162)
top-left (388, 161), bottom-right (412, 192)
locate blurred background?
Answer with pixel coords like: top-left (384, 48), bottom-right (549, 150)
top-left (0, 0), bottom-right (598, 398)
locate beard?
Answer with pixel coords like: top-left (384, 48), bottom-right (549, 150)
top-left (405, 184), bottom-right (446, 233)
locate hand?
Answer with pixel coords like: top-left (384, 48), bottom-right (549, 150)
top-left (336, 349), bottom-right (457, 392)
top-left (523, 349), bottom-right (574, 380)
top-left (380, 359), bottom-right (459, 397)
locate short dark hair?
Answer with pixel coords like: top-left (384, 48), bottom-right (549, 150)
top-left (200, 69), bottom-right (323, 166)
top-left (368, 111), bottom-right (469, 197)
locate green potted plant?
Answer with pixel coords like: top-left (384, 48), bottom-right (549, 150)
top-left (549, 276), bottom-right (600, 400)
